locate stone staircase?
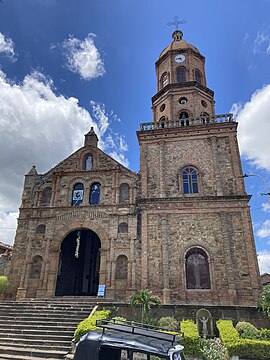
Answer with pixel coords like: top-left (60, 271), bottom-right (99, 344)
top-left (0, 298), bottom-right (97, 360)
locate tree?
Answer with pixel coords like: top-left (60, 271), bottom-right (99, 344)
top-left (258, 285), bottom-right (270, 318)
top-left (130, 289), bottom-right (161, 323)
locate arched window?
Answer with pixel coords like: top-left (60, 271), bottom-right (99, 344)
top-left (72, 183), bottom-right (84, 206)
top-left (89, 182), bottom-right (101, 205)
top-left (179, 111), bottom-right (189, 126)
top-left (182, 167), bottom-right (199, 194)
top-left (177, 67), bottom-right (186, 82)
top-left (195, 69), bottom-right (202, 84)
top-left (201, 112), bottom-right (210, 124)
top-left (119, 183), bottom-right (130, 203)
top-left (118, 222), bottom-right (128, 233)
top-left (185, 248), bottom-right (210, 289)
top-left (36, 224), bottom-right (46, 235)
top-left (161, 72), bottom-right (169, 88)
top-left (30, 255), bottom-right (43, 279)
top-left (83, 153), bottom-right (93, 171)
top-left (116, 255), bottom-right (128, 279)
top-left (41, 187), bottom-right (52, 206)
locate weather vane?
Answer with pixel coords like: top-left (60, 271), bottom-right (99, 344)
top-left (167, 16), bottom-right (186, 30)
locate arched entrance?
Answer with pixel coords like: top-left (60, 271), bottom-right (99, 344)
top-left (55, 229), bottom-right (101, 296)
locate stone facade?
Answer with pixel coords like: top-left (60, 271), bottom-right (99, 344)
top-left (0, 242), bottom-right (12, 276)
top-left (6, 31), bottom-right (261, 306)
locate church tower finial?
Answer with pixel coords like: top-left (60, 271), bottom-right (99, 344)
top-left (167, 16), bottom-right (185, 42)
top-left (172, 30), bottom-right (183, 41)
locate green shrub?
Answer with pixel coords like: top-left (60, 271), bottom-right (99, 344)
top-left (0, 276), bottom-right (8, 293)
top-left (111, 316), bottom-right (126, 324)
top-left (258, 285), bottom-right (270, 319)
top-left (200, 337), bottom-right (229, 360)
top-left (74, 309), bottom-right (110, 342)
top-left (158, 317), bottom-right (179, 331)
top-left (236, 321), bottom-right (259, 339)
top-left (217, 319), bottom-right (270, 360)
top-left (258, 328), bottom-right (270, 341)
top-left (180, 320), bottom-right (200, 356)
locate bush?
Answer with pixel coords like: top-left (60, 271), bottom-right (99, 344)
top-left (200, 337), bottom-right (229, 360)
top-left (236, 321), bottom-right (259, 340)
top-left (158, 317), bottom-right (179, 331)
top-left (257, 328), bottom-right (270, 341)
top-left (217, 319), bottom-right (270, 360)
top-left (0, 276), bottom-right (8, 293)
top-left (180, 320), bottom-right (201, 356)
top-left (74, 309), bottom-right (110, 342)
top-left (111, 316), bottom-right (126, 324)
top-left (258, 285), bottom-right (270, 319)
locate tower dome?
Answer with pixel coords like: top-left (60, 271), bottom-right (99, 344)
top-left (159, 30), bottom-right (200, 58)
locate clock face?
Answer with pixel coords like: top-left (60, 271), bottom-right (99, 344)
top-left (175, 54), bottom-right (185, 63)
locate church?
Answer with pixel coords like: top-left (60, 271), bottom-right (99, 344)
top-left (7, 30), bottom-right (262, 306)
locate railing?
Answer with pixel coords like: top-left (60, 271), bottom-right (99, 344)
top-left (140, 113), bottom-right (234, 131)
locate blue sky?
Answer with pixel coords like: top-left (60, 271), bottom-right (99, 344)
top-left (0, 0), bottom-right (270, 273)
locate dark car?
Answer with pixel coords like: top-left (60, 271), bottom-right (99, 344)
top-left (74, 319), bottom-right (185, 360)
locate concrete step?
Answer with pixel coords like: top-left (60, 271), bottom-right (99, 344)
top-left (0, 299), bottom-right (95, 359)
top-left (0, 319), bottom-right (78, 326)
top-left (0, 331), bottom-right (72, 342)
top-left (0, 305), bottom-right (92, 313)
top-left (0, 354), bottom-right (60, 360)
top-left (1, 337), bottom-right (71, 347)
top-left (0, 314), bottom-right (85, 321)
top-left (1, 341), bottom-right (71, 352)
top-left (0, 323), bottom-right (76, 332)
top-left (0, 345), bottom-right (67, 359)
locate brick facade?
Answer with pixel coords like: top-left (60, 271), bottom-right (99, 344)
top-left (6, 31), bottom-right (261, 306)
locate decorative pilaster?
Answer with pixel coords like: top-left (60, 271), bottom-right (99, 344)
top-left (161, 216), bottom-right (170, 304)
top-left (141, 211), bottom-right (148, 288)
top-left (210, 136), bottom-right (223, 196)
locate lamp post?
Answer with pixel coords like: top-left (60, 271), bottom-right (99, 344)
top-left (241, 173), bottom-right (270, 204)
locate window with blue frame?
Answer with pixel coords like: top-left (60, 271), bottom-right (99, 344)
top-left (182, 167), bottom-right (199, 194)
top-left (72, 183), bottom-right (84, 206)
top-left (89, 182), bottom-right (101, 205)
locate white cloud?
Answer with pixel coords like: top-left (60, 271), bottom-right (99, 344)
top-left (257, 219), bottom-right (270, 238)
top-left (108, 152), bottom-right (129, 168)
top-left (0, 32), bottom-right (16, 61)
top-left (262, 202), bottom-right (270, 213)
top-left (242, 32), bottom-right (249, 45)
top-left (257, 250), bottom-right (270, 274)
top-left (232, 84), bottom-right (270, 171)
top-left (0, 211), bottom-right (18, 246)
top-left (253, 29), bottom-right (270, 55)
top-left (0, 70), bottom-right (129, 245)
top-left (90, 100), bottom-right (109, 136)
top-left (62, 34), bottom-right (105, 80)
top-left (90, 100), bottom-right (129, 167)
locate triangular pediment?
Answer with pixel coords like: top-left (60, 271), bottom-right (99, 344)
top-left (40, 145), bottom-right (136, 181)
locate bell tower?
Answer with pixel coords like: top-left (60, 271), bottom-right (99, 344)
top-left (137, 31), bottom-right (261, 306)
top-left (152, 30), bottom-right (215, 125)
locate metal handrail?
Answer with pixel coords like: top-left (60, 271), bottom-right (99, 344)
top-left (96, 318), bottom-right (183, 345)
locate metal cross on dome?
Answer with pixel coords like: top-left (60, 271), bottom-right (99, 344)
top-left (167, 16), bottom-right (186, 30)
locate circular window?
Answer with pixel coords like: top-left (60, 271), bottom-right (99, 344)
top-left (201, 100), bottom-right (207, 108)
top-left (160, 104), bottom-right (166, 112)
top-left (179, 97), bottom-right (188, 105)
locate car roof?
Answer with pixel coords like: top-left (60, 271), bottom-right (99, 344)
top-left (80, 329), bottom-right (180, 357)
top-left (76, 320), bottom-right (183, 358)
